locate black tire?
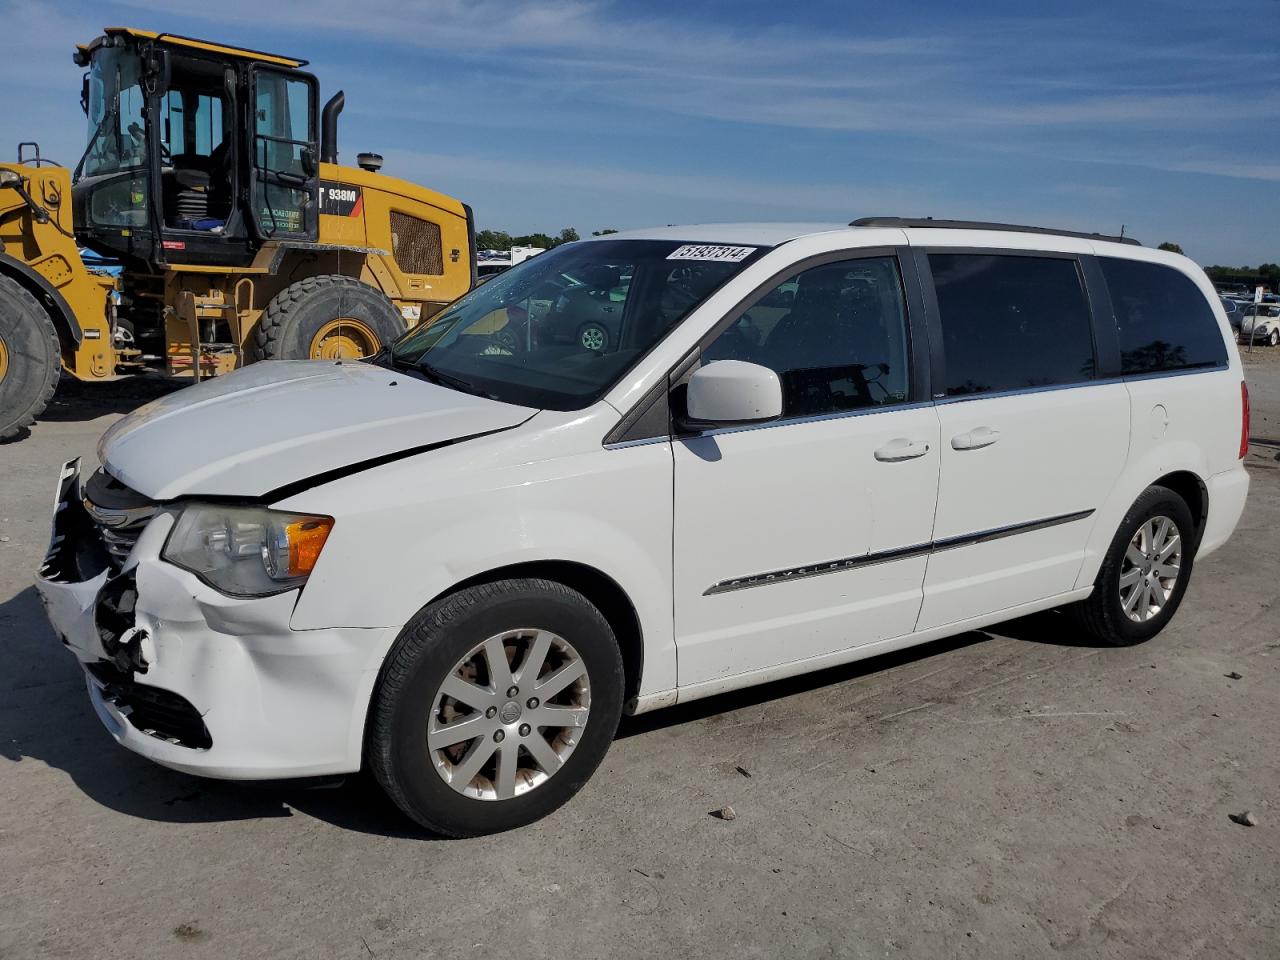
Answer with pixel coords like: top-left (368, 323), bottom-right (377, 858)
top-left (577, 321), bottom-right (610, 352)
top-left (368, 579), bottom-right (625, 837)
top-left (490, 325), bottom-right (522, 355)
top-left (0, 274), bottom-right (60, 442)
top-left (1067, 485), bottom-right (1197, 646)
top-left (1269, 329), bottom-right (1278, 347)
top-left (251, 275), bottom-right (404, 361)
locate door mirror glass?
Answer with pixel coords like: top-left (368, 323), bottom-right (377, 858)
top-left (686, 360), bottom-right (782, 425)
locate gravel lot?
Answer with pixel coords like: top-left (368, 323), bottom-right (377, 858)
top-left (2, 358), bottom-right (1277, 960)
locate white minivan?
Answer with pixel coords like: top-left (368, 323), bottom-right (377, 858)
top-left (37, 219), bottom-right (1250, 835)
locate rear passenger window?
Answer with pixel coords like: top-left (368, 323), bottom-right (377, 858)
top-left (1099, 258), bottom-right (1228, 374)
top-left (704, 256), bottom-right (910, 417)
top-left (930, 254), bottom-right (1095, 397)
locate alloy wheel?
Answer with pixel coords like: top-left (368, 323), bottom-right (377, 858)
top-left (427, 629), bottom-right (591, 801)
top-left (1118, 515), bottom-right (1182, 623)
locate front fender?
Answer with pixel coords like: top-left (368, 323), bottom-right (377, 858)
top-left (0, 250), bottom-right (83, 348)
top-left (279, 417), bottom-right (677, 697)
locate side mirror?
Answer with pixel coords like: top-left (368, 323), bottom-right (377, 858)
top-left (685, 360), bottom-right (782, 426)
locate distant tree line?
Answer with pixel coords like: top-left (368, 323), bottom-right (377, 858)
top-left (1204, 263), bottom-right (1280, 288)
top-left (473, 227), bottom-right (621, 251)
top-left (1157, 241), bottom-right (1278, 290)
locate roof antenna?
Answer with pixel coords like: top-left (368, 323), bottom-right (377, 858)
top-left (1119, 224), bottom-right (1126, 239)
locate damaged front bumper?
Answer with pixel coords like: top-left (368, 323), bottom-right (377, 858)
top-left (35, 459), bottom-right (394, 780)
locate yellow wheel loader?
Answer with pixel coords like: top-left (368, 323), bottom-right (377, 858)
top-left (0, 27), bottom-right (475, 440)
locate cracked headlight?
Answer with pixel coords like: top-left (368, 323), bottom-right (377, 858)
top-left (162, 504), bottom-right (334, 597)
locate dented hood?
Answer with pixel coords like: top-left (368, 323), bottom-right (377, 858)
top-left (98, 360), bottom-right (536, 500)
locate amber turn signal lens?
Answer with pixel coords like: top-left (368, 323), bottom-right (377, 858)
top-left (286, 518), bottom-right (334, 577)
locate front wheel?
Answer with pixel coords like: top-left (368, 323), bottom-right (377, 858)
top-left (368, 579), bottom-right (624, 836)
top-left (1270, 329), bottom-right (1279, 347)
top-left (0, 274), bottom-right (60, 441)
top-left (1067, 485), bottom-right (1196, 646)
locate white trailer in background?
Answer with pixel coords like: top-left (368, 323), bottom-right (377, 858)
top-left (476, 245), bottom-right (547, 281)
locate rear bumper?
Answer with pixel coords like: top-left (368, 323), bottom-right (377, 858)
top-left (1199, 466), bottom-right (1249, 560)
top-left (35, 460), bottom-right (395, 780)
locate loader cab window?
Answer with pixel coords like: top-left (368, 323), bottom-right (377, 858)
top-left (251, 70), bottom-right (318, 238)
top-left (162, 90), bottom-right (225, 161)
top-left (79, 48), bottom-right (148, 178)
top-left (158, 60), bottom-right (236, 234)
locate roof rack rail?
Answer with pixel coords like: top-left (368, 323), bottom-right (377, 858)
top-left (849, 217), bottom-right (1141, 246)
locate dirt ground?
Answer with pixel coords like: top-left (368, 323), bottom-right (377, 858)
top-left (1, 358), bottom-right (1277, 960)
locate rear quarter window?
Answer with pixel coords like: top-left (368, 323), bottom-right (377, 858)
top-left (1099, 258), bottom-right (1228, 375)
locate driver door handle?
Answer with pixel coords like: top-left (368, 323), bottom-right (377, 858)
top-left (874, 438), bottom-right (932, 462)
top-left (951, 426), bottom-right (1000, 451)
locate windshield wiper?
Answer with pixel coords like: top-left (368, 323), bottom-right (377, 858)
top-left (415, 361), bottom-right (476, 393)
top-left (386, 353), bottom-right (496, 400)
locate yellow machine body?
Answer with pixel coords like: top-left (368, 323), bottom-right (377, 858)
top-left (0, 26), bottom-right (473, 403)
top-left (151, 163), bottom-right (474, 377)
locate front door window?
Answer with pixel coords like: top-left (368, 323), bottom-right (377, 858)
top-left (704, 255), bottom-right (911, 418)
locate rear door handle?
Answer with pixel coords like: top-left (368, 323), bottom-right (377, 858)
top-left (874, 438), bottom-right (932, 462)
top-left (951, 426), bottom-right (1000, 450)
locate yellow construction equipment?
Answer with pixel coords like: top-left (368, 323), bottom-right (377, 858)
top-left (0, 27), bottom-right (475, 439)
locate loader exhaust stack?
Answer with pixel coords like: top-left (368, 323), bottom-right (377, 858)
top-left (321, 90), bottom-right (344, 164)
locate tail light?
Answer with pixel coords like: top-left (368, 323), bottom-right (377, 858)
top-left (1240, 381), bottom-right (1250, 459)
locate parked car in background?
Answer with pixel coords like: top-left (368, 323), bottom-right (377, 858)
top-left (538, 262), bottom-right (631, 350)
top-left (37, 219), bottom-right (1250, 836)
top-left (1215, 282), bottom-right (1250, 298)
top-left (1240, 303), bottom-right (1280, 346)
top-left (476, 246), bottom-right (547, 283)
top-left (1220, 296), bottom-right (1244, 332)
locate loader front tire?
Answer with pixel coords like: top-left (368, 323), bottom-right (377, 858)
top-left (252, 275), bottom-right (405, 362)
top-left (0, 275), bottom-right (60, 442)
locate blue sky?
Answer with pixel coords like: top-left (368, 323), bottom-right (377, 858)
top-left (2, 0), bottom-right (1277, 264)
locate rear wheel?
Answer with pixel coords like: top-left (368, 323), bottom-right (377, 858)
top-left (0, 275), bottom-right (60, 441)
top-left (1067, 485), bottom-right (1196, 645)
top-left (252, 275), bottom-right (405, 361)
top-left (368, 579), bottom-right (624, 837)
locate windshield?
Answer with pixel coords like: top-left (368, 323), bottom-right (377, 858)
top-left (387, 239), bottom-right (766, 409)
top-left (78, 47), bottom-right (147, 179)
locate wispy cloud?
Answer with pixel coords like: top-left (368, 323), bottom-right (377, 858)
top-left (109, 0), bottom-right (1280, 178)
top-left (390, 147), bottom-right (929, 215)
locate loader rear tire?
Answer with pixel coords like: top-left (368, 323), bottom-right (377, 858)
top-left (251, 275), bottom-right (405, 362)
top-left (0, 275), bottom-right (60, 442)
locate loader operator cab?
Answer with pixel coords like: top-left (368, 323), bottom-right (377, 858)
top-left (72, 29), bottom-right (319, 268)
